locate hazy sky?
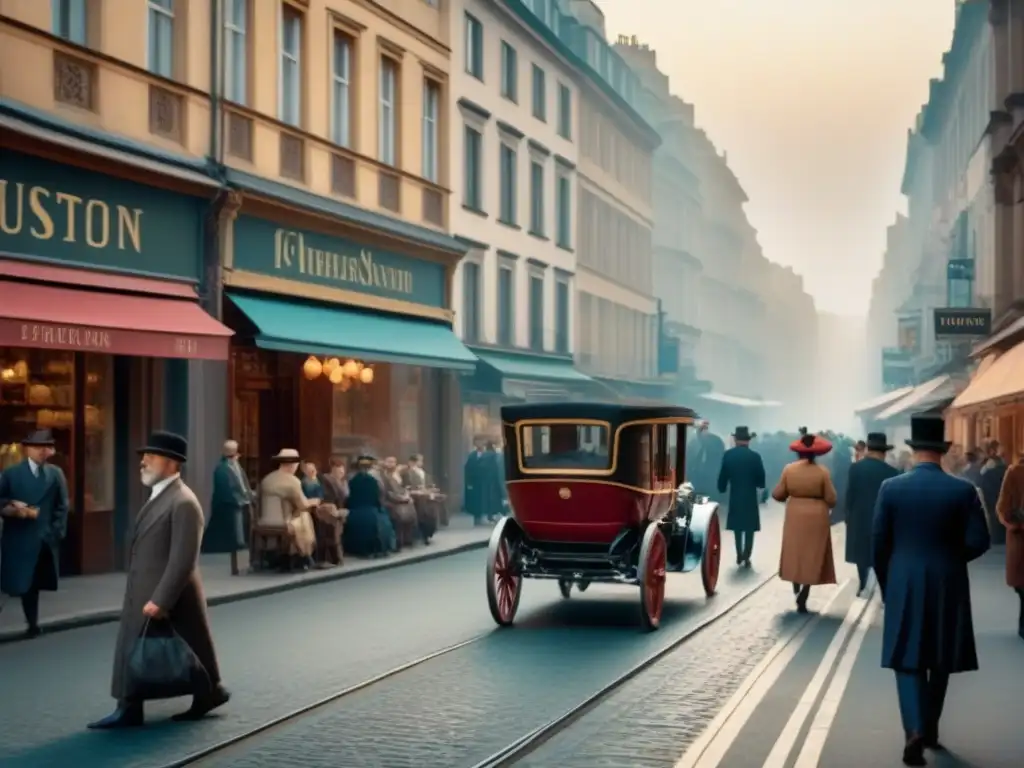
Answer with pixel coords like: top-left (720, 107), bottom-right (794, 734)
top-left (599, 0), bottom-right (957, 316)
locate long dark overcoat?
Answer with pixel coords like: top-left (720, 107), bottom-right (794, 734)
top-left (463, 451), bottom-right (487, 518)
top-left (203, 458), bottom-right (249, 553)
top-left (0, 460), bottom-right (68, 596)
top-left (342, 471), bottom-right (385, 556)
top-left (111, 479), bottom-right (220, 701)
top-left (844, 456), bottom-right (898, 568)
top-left (717, 445), bottom-right (766, 532)
top-left (872, 463), bottom-right (990, 674)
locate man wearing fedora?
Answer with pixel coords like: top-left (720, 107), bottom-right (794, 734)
top-left (717, 426), bottom-right (766, 567)
top-left (0, 429), bottom-right (69, 638)
top-left (872, 413), bottom-right (990, 765)
top-left (844, 432), bottom-right (898, 595)
top-left (89, 431), bottom-right (229, 730)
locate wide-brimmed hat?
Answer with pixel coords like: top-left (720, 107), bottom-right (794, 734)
top-left (356, 454), bottom-right (376, 467)
top-left (732, 426), bottom-right (754, 441)
top-left (865, 432), bottom-right (893, 452)
top-left (22, 429), bottom-right (55, 447)
top-left (790, 433), bottom-right (832, 456)
top-left (271, 448), bottom-right (301, 463)
top-left (905, 414), bottom-right (951, 454)
top-left (138, 430), bottom-right (188, 463)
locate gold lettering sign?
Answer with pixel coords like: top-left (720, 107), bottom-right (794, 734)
top-left (272, 228), bottom-right (414, 295)
top-left (174, 337), bottom-right (200, 356)
top-left (938, 315), bottom-right (985, 327)
top-left (0, 180), bottom-right (144, 252)
top-left (20, 323), bottom-right (113, 350)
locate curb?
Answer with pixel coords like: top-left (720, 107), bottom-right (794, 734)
top-left (0, 539), bottom-right (488, 646)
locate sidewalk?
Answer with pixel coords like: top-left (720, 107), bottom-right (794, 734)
top-left (816, 552), bottom-right (1023, 767)
top-left (0, 514), bottom-right (491, 643)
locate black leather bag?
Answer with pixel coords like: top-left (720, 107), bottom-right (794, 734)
top-left (125, 619), bottom-right (211, 701)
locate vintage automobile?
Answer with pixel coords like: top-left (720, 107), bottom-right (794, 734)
top-left (485, 403), bottom-right (722, 631)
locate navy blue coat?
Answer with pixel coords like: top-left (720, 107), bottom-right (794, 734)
top-left (844, 457), bottom-right (899, 567)
top-left (872, 462), bottom-right (990, 673)
top-left (0, 460), bottom-right (69, 596)
top-left (717, 446), bottom-right (766, 532)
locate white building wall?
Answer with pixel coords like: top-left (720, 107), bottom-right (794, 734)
top-left (448, 0), bottom-right (579, 353)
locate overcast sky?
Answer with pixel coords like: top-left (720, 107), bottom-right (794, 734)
top-left (599, 0), bottom-right (957, 316)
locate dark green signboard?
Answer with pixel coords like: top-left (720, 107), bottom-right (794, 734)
top-left (934, 308), bottom-right (991, 337)
top-left (232, 215), bottom-right (446, 308)
top-left (0, 150), bottom-right (203, 280)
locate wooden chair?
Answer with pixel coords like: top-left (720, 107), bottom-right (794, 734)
top-left (248, 498), bottom-right (295, 571)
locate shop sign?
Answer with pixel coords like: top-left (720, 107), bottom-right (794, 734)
top-left (0, 320), bottom-right (227, 360)
top-left (232, 215), bottom-right (446, 308)
top-left (0, 151), bottom-right (203, 280)
top-left (934, 308), bottom-right (991, 337)
top-left (946, 258), bottom-right (974, 281)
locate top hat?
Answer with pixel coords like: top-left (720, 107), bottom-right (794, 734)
top-left (270, 448), bottom-right (301, 463)
top-left (22, 429), bottom-right (55, 447)
top-left (789, 433), bottom-right (832, 456)
top-left (138, 430), bottom-right (188, 463)
top-left (732, 426), bottom-right (754, 441)
top-left (865, 432), bottom-right (893, 452)
top-left (905, 414), bottom-right (951, 453)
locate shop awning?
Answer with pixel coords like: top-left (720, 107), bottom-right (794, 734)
top-left (951, 345), bottom-right (1024, 409)
top-left (875, 375), bottom-right (956, 421)
top-left (699, 391), bottom-right (778, 408)
top-left (854, 386), bottom-right (914, 414)
top-left (0, 275), bottom-right (232, 360)
top-left (473, 350), bottom-right (594, 383)
top-left (228, 292), bottom-right (478, 371)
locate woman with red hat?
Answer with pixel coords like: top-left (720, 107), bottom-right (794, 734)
top-left (772, 432), bottom-right (838, 612)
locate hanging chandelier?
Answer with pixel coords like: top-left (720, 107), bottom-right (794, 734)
top-left (302, 356), bottom-right (374, 389)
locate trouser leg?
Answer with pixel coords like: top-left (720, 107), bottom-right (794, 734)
top-left (21, 589), bottom-right (39, 629)
top-left (857, 564), bottom-right (870, 592)
top-left (895, 670), bottom-right (927, 736)
top-left (925, 671), bottom-right (949, 737)
top-left (734, 531), bottom-right (744, 561)
top-left (743, 532), bottom-right (755, 561)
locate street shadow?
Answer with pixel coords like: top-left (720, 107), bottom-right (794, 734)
top-left (932, 749), bottom-right (984, 768)
top-left (0, 712), bottom-right (229, 768)
top-left (513, 591), bottom-right (706, 630)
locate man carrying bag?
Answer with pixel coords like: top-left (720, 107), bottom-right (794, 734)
top-left (88, 431), bottom-right (230, 729)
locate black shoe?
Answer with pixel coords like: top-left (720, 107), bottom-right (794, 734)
top-left (172, 686), bottom-right (231, 722)
top-left (25, 625), bottom-right (41, 639)
top-left (923, 731), bottom-right (944, 751)
top-left (902, 734), bottom-right (926, 765)
top-left (88, 703), bottom-right (144, 730)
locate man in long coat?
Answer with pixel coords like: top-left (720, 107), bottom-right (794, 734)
top-left (872, 414), bottom-right (990, 765)
top-left (88, 431), bottom-right (229, 729)
top-left (692, 421), bottom-right (726, 501)
top-left (204, 440), bottom-right (252, 569)
top-left (0, 429), bottom-right (68, 638)
top-left (717, 426), bottom-right (766, 567)
top-left (844, 432), bottom-right (898, 595)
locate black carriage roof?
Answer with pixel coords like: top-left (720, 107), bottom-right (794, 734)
top-left (500, 402), bottom-right (696, 423)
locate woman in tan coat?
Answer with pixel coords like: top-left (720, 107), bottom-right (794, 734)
top-left (995, 454), bottom-right (1024, 639)
top-left (773, 432), bottom-right (838, 612)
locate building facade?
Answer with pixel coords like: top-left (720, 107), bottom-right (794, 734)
top-left (0, 0), bottom-right (478, 573)
top-left (0, 0), bottom-right (233, 573)
top-left (566, 5), bottom-right (664, 401)
top-left (864, 0), bottom-right (994, 438)
top-left (215, 0), bottom-right (473, 499)
top-left (448, 0), bottom-right (593, 445)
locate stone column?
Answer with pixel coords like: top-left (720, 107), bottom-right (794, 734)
top-left (992, 0), bottom-right (1010, 106)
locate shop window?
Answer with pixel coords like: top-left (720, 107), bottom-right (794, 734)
top-left (0, 350), bottom-right (75, 482)
top-left (83, 354), bottom-right (114, 513)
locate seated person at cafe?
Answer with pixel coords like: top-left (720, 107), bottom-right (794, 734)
top-left (343, 455), bottom-right (390, 558)
top-left (258, 449), bottom-right (319, 571)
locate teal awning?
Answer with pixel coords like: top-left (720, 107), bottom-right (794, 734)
top-left (228, 292), bottom-right (478, 371)
top-left (474, 350), bottom-right (593, 383)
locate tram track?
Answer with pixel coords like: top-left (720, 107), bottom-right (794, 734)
top-left (466, 574), bottom-right (778, 768)
top-left (152, 566), bottom-right (778, 768)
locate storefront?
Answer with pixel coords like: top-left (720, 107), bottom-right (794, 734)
top-left (873, 374), bottom-right (963, 446)
top-left (947, 332), bottom-right (1024, 457)
top-left (0, 135), bottom-right (232, 575)
top-left (220, 172), bottom-right (475, 498)
top-left (460, 348), bottom-right (599, 452)
top-left (853, 386), bottom-right (915, 433)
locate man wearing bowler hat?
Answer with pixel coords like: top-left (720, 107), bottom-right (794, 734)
top-left (844, 432), bottom-right (898, 595)
top-left (89, 431), bottom-right (229, 729)
top-left (717, 426), bottom-right (766, 567)
top-left (872, 413), bottom-right (990, 765)
top-left (0, 429), bottom-right (69, 638)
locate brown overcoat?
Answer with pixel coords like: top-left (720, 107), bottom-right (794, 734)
top-left (995, 460), bottom-right (1024, 588)
top-left (772, 459), bottom-right (838, 586)
top-left (110, 478), bottom-right (220, 701)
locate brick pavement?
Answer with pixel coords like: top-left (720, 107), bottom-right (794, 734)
top-left (514, 538), bottom-right (851, 768)
top-left (0, 514), bottom-right (489, 641)
top-left (188, 518), bottom-right (791, 768)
